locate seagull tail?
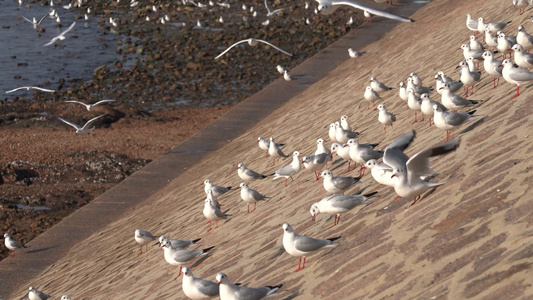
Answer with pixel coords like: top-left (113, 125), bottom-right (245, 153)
top-left (266, 284), bottom-right (283, 296)
top-left (202, 246), bottom-right (216, 253)
top-left (192, 238), bottom-right (202, 243)
top-left (363, 191), bottom-right (379, 199)
top-left (327, 236), bottom-right (341, 243)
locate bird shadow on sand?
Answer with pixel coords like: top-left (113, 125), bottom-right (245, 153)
top-left (459, 116), bottom-right (485, 135)
top-left (191, 255), bottom-right (211, 269)
top-left (282, 292), bottom-right (300, 300)
top-left (26, 245), bottom-right (58, 254)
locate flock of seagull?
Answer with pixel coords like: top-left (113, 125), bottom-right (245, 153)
top-left (4, 0), bottom-right (533, 299)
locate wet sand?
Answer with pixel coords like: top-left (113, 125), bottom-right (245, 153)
top-left (3, 0), bottom-right (533, 299)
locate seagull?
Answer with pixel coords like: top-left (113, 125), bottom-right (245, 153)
top-left (511, 44), bottom-right (533, 69)
top-left (182, 267), bottom-right (220, 299)
top-left (375, 103), bottom-right (396, 133)
top-left (43, 21), bottom-right (76, 46)
top-left (272, 151), bottom-right (302, 186)
top-left (203, 179), bottom-right (231, 198)
top-left (238, 163), bottom-right (267, 182)
top-left (348, 48), bottom-right (365, 62)
top-left (346, 16), bottom-right (354, 25)
top-left (28, 286), bottom-right (51, 300)
top-left (257, 136), bottom-right (284, 157)
top-left (370, 77), bottom-right (393, 94)
top-left (216, 272), bottom-right (282, 300)
top-left (283, 70), bottom-right (293, 82)
top-left (319, 169), bottom-right (361, 195)
top-left (157, 235), bottom-right (201, 249)
top-left (282, 223), bottom-right (340, 271)
top-left (386, 138), bottom-right (460, 206)
top-left (315, 138), bottom-right (331, 157)
top-left (203, 198), bottom-right (230, 232)
top-left (517, 25), bottom-right (533, 51)
top-left (410, 72), bottom-right (423, 86)
top-left (276, 65), bottom-right (286, 75)
top-left (215, 38), bottom-right (292, 59)
top-left (419, 93), bottom-right (446, 127)
top-left (239, 182), bottom-right (270, 214)
top-left (6, 86), bottom-right (55, 94)
top-left (64, 99), bottom-right (116, 111)
top-left (61, 295), bottom-right (71, 300)
top-left (4, 233), bottom-right (27, 252)
top-left (406, 76), bottom-right (433, 95)
top-left (21, 14), bottom-right (48, 28)
top-left (433, 105), bottom-right (476, 141)
top-left (328, 123), bottom-right (338, 142)
top-left (335, 121), bottom-right (361, 143)
top-left (407, 88), bottom-right (422, 123)
top-left (364, 159), bottom-right (397, 187)
top-left (484, 28), bottom-right (498, 50)
top-left (161, 239), bottom-right (215, 279)
top-left (398, 82), bottom-right (408, 102)
top-left (315, 0), bottom-right (414, 22)
top-left (206, 189), bottom-right (222, 209)
top-left (134, 229), bottom-right (156, 255)
top-left (302, 153), bottom-right (330, 181)
top-left (457, 60), bottom-right (482, 96)
top-left (57, 114), bottom-right (106, 134)
top-left (481, 50), bottom-right (503, 88)
top-left (340, 115), bottom-right (352, 131)
top-left (310, 191), bottom-right (377, 226)
top-left (500, 58), bottom-right (533, 98)
top-left (466, 13), bottom-right (478, 33)
top-left (439, 82), bottom-right (479, 111)
top-left (268, 137), bottom-right (289, 165)
top-left (264, 0), bottom-right (284, 16)
top-left (364, 86), bottom-right (381, 109)
top-left (469, 35), bottom-right (484, 51)
top-left (478, 17), bottom-right (511, 34)
top-left (330, 142), bottom-right (353, 172)
top-left (347, 138), bottom-right (383, 176)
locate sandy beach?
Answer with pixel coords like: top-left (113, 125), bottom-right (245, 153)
top-left (3, 0), bottom-right (533, 299)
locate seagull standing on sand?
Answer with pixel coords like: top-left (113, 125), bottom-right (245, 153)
top-left (268, 137), bottom-right (289, 165)
top-left (161, 239), bottom-right (215, 279)
top-left (433, 105), bottom-right (476, 141)
top-left (215, 38), bottom-right (292, 59)
top-left (57, 114), bottom-right (106, 134)
top-left (43, 21), bottom-right (76, 46)
top-left (501, 58), bottom-right (533, 98)
top-left (156, 235), bottom-right (201, 249)
top-left (272, 151), bottom-right (302, 186)
top-left (319, 169), bottom-right (361, 195)
top-left (375, 104), bottom-right (396, 133)
top-left (310, 191), bottom-right (377, 226)
top-left (282, 223), bottom-right (340, 271)
top-left (181, 267), bottom-right (220, 299)
top-left (239, 182), bottom-right (270, 214)
top-left (216, 272), bottom-right (282, 300)
top-left (65, 99), bottom-right (116, 111)
top-left (237, 163), bottom-right (267, 182)
top-left (258, 136), bottom-right (284, 157)
top-left (135, 229), bottom-right (156, 255)
top-left (203, 179), bottom-right (231, 198)
top-left (28, 286), bottom-right (51, 300)
top-left (203, 198), bottom-right (230, 232)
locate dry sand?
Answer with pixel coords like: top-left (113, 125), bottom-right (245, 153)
top-left (5, 0), bottom-right (533, 299)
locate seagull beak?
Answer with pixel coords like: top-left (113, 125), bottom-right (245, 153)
top-left (218, 282), bottom-right (221, 285)
top-left (312, 215), bottom-right (315, 221)
top-left (373, 108), bottom-right (378, 111)
top-left (391, 174), bottom-right (396, 178)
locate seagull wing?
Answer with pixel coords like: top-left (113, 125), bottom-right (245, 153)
top-left (5, 87), bottom-right (29, 93)
top-left (37, 13), bottom-right (49, 25)
top-left (256, 39), bottom-right (292, 56)
top-left (331, 0), bottom-right (414, 22)
top-left (406, 139), bottom-right (460, 183)
top-left (81, 114), bottom-right (106, 130)
top-left (60, 21), bottom-right (76, 36)
top-left (65, 100), bottom-right (89, 109)
top-left (21, 16), bottom-right (34, 24)
top-left (57, 117), bottom-right (82, 131)
top-left (93, 99), bottom-right (117, 106)
top-left (214, 39), bottom-right (249, 59)
top-left (43, 36), bottom-right (59, 46)
top-left (509, 67), bottom-right (533, 82)
top-left (30, 86), bottom-right (55, 93)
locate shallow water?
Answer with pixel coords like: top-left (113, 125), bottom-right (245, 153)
top-left (0, 1), bottom-right (124, 96)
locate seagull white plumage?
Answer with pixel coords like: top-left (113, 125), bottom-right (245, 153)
top-left (57, 114), bottom-right (106, 134)
top-left (43, 21), bottom-right (76, 46)
top-left (64, 99), bottom-right (116, 111)
top-left (215, 38), bottom-right (292, 59)
top-left (315, 0), bottom-right (414, 23)
top-left (6, 86), bottom-right (54, 94)
top-left (264, 0), bottom-right (284, 16)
